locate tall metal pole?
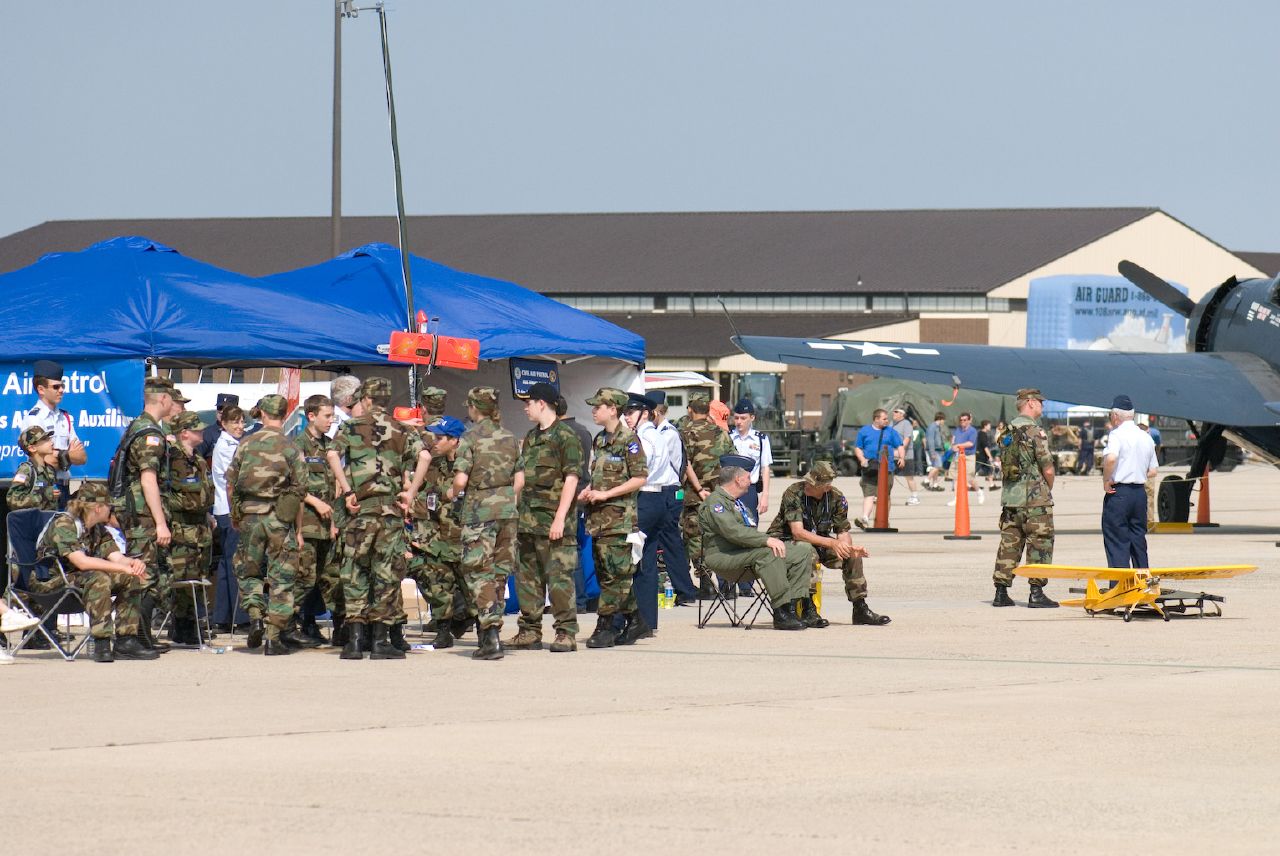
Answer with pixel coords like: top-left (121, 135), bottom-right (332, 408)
top-left (331, 2), bottom-right (343, 257)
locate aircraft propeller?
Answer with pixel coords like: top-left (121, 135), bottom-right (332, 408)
top-left (1117, 260), bottom-right (1197, 318)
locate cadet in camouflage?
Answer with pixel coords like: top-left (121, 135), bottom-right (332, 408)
top-left (226, 394), bottom-right (309, 652)
top-left (450, 386), bottom-right (521, 660)
top-left (992, 389), bottom-right (1058, 608)
top-left (296, 394), bottom-right (341, 644)
top-left (508, 383), bottom-right (582, 652)
top-left (578, 387), bottom-right (648, 649)
top-left (165, 412), bottom-right (215, 640)
top-left (678, 396), bottom-right (734, 588)
top-left (328, 377), bottom-right (429, 660)
top-left (8, 426), bottom-right (63, 511)
top-left (417, 384), bottom-right (448, 453)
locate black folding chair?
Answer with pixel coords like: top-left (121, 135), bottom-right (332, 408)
top-left (6, 510), bottom-right (90, 661)
top-left (736, 576), bottom-right (774, 630)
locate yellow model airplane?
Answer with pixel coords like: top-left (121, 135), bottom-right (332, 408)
top-left (1014, 564), bottom-right (1257, 622)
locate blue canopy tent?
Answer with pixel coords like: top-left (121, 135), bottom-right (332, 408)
top-left (262, 242), bottom-right (644, 363)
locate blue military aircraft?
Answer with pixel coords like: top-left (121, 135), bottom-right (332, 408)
top-left (734, 261), bottom-right (1280, 522)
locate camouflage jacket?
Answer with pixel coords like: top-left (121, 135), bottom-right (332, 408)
top-left (455, 418), bottom-right (519, 524)
top-left (7, 459), bottom-right (61, 511)
top-left (699, 485), bottom-right (769, 553)
top-left (167, 446), bottom-right (213, 519)
top-left (767, 482), bottom-right (851, 564)
top-left (517, 420), bottom-right (582, 534)
top-left (122, 412), bottom-right (168, 520)
top-left (226, 427), bottom-right (307, 519)
top-left (680, 417), bottom-right (734, 507)
top-left (584, 424), bottom-right (647, 538)
top-left (333, 407), bottom-right (424, 518)
top-left (297, 428), bottom-right (336, 539)
top-left (410, 453), bottom-right (460, 560)
top-left (999, 415), bottom-right (1054, 508)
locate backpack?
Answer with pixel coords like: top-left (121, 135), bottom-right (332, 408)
top-left (106, 420), bottom-right (169, 520)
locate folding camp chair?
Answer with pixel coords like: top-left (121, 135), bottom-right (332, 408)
top-left (6, 509), bottom-right (91, 661)
top-left (155, 579), bottom-right (214, 650)
top-left (736, 575), bottom-right (774, 630)
top-left (697, 573), bottom-right (741, 628)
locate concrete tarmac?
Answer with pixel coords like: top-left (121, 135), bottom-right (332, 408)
top-left (4, 465), bottom-right (1278, 855)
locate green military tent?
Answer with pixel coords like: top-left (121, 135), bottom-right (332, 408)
top-left (821, 378), bottom-right (1019, 442)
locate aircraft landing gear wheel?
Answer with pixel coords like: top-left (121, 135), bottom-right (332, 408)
top-left (1162, 611), bottom-right (1171, 622)
top-left (1085, 609), bottom-right (1095, 617)
top-left (1123, 608), bottom-right (1134, 623)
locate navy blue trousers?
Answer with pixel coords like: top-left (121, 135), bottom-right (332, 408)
top-left (1102, 484), bottom-right (1149, 568)
top-left (211, 514), bottom-right (249, 625)
top-left (634, 488), bottom-right (694, 629)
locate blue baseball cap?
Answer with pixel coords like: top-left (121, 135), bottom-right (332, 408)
top-left (1112, 394), bottom-right (1134, 410)
top-left (426, 416), bottom-right (466, 438)
top-left (719, 454), bottom-right (755, 471)
top-left (732, 398), bottom-right (755, 415)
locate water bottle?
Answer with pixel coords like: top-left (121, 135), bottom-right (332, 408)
top-left (662, 574), bottom-right (674, 609)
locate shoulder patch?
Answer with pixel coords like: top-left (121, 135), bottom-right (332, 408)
top-left (627, 441), bottom-right (640, 455)
top-left (145, 435), bottom-right (162, 446)
top-left (12, 472), bottom-right (26, 484)
top-left (838, 497), bottom-right (847, 511)
top-left (712, 502), bottom-right (725, 513)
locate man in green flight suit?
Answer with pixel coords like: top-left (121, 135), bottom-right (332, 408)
top-left (992, 388), bottom-right (1059, 609)
top-left (699, 454), bottom-right (811, 630)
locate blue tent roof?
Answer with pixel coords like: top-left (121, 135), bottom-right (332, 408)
top-left (263, 243), bottom-right (644, 364)
top-left (0, 236), bottom-right (376, 364)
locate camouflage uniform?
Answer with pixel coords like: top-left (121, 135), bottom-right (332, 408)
top-left (699, 485), bottom-right (812, 605)
top-left (331, 393), bottom-right (424, 626)
top-left (7, 459), bottom-right (62, 511)
top-left (226, 422), bottom-right (307, 639)
top-left (37, 512), bottom-right (142, 640)
top-left (118, 411), bottom-right (171, 602)
top-left (993, 414), bottom-right (1053, 587)
top-left (297, 427), bottom-right (343, 618)
top-left (767, 481), bottom-right (869, 600)
top-left (166, 416), bottom-right (214, 619)
top-left (584, 417), bottom-right (648, 617)
top-left (418, 385), bottom-right (448, 454)
top-left (679, 415), bottom-right (734, 575)
top-left (515, 419), bottom-right (582, 638)
top-left (454, 390), bottom-right (520, 630)
top-left (407, 452), bottom-right (468, 621)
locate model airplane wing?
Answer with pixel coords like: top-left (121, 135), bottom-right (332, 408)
top-left (1017, 564), bottom-right (1257, 581)
top-left (734, 335), bottom-right (1280, 427)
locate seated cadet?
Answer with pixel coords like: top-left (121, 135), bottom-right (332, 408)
top-left (7, 426), bottom-right (64, 511)
top-left (698, 455), bottom-right (812, 630)
top-left (35, 482), bottom-right (157, 662)
top-left (767, 460), bottom-right (891, 628)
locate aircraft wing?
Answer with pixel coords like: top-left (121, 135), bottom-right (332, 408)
top-left (735, 335), bottom-right (1280, 427)
top-left (1016, 564), bottom-right (1257, 581)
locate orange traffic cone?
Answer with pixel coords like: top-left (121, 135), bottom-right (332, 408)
top-left (864, 452), bottom-right (898, 533)
top-left (944, 451), bottom-right (982, 540)
top-left (1193, 471), bottom-right (1220, 528)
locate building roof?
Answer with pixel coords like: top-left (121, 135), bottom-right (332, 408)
top-left (597, 311), bottom-right (916, 359)
top-left (0, 208), bottom-right (1159, 295)
top-left (1235, 251), bottom-right (1280, 276)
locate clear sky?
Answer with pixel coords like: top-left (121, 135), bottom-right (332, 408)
top-left (4, 1), bottom-right (1278, 249)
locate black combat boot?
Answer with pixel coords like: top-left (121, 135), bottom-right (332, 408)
top-left (772, 601), bottom-right (806, 631)
top-left (697, 575), bottom-right (717, 601)
top-left (1027, 585), bottom-right (1059, 608)
top-left (245, 618), bottom-right (265, 649)
top-left (851, 598), bottom-right (891, 625)
top-left (615, 612), bottom-right (651, 646)
top-left (431, 621), bottom-right (455, 649)
top-left (300, 615), bottom-right (327, 645)
top-left (472, 625), bottom-right (504, 660)
top-left (139, 596), bottom-right (170, 653)
top-left (329, 615), bottom-right (346, 647)
top-left (281, 625), bottom-right (320, 649)
top-left (114, 635), bottom-right (159, 661)
top-left (390, 621), bottom-right (411, 653)
top-left (798, 597), bottom-right (830, 628)
top-left (340, 622), bottom-right (366, 660)
top-left (370, 623), bottom-right (406, 660)
top-left (992, 584), bottom-right (1015, 607)
top-left (584, 614), bottom-right (618, 649)
top-left (264, 635), bottom-right (295, 655)
top-left (93, 637), bottom-right (115, 663)
top-left (450, 615), bottom-right (474, 638)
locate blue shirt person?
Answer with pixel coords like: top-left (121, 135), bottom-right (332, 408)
top-left (852, 408), bottom-right (905, 527)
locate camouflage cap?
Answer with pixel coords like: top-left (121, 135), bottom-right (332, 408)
top-left (360, 376), bottom-right (393, 400)
top-left (74, 481), bottom-right (111, 505)
top-left (171, 411), bottom-right (207, 433)
top-left (467, 386), bottom-right (500, 413)
top-left (585, 387), bottom-right (629, 408)
top-left (418, 384), bottom-right (447, 402)
top-left (19, 425), bottom-right (53, 450)
top-left (804, 459), bottom-right (837, 486)
top-left (1016, 388), bottom-right (1045, 403)
top-left (254, 394), bottom-right (290, 418)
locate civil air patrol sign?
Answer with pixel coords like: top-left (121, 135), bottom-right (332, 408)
top-left (510, 358), bottom-right (559, 398)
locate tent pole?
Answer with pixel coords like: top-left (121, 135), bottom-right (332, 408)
top-left (331, 0), bottom-right (343, 258)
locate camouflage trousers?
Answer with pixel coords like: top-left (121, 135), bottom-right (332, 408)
top-left (680, 504), bottom-right (709, 579)
top-left (407, 548), bottom-right (470, 621)
top-left (813, 547), bottom-right (869, 601)
top-left (233, 512), bottom-right (298, 638)
top-left (300, 537), bottom-right (344, 617)
top-left (30, 571), bottom-right (143, 639)
top-left (515, 530), bottom-right (578, 636)
top-left (460, 518), bottom-right (516, 630)
top-left (993, 506), bottom-right (1052, 587)
top-left (168, 520), bottom-right (212, 618)
top-left (592, 535), bottom-right (637, 617)
top-left (705, 541), bottom-right (813, 607)
top-left (339, 514), bottom-right (408, 625)
top-left (124, 518), bottom-right (167, 605)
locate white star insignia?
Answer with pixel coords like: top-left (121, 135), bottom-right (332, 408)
top-left (851, 341), bottom-right (902, 358)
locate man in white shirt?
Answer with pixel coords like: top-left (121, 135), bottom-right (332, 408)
top-left (1101, 394), bottom-right (1160, 568)
top-left (729, 399), bottom-right (773, 519)
top-left (14, 360), bottom-right (86, 505)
